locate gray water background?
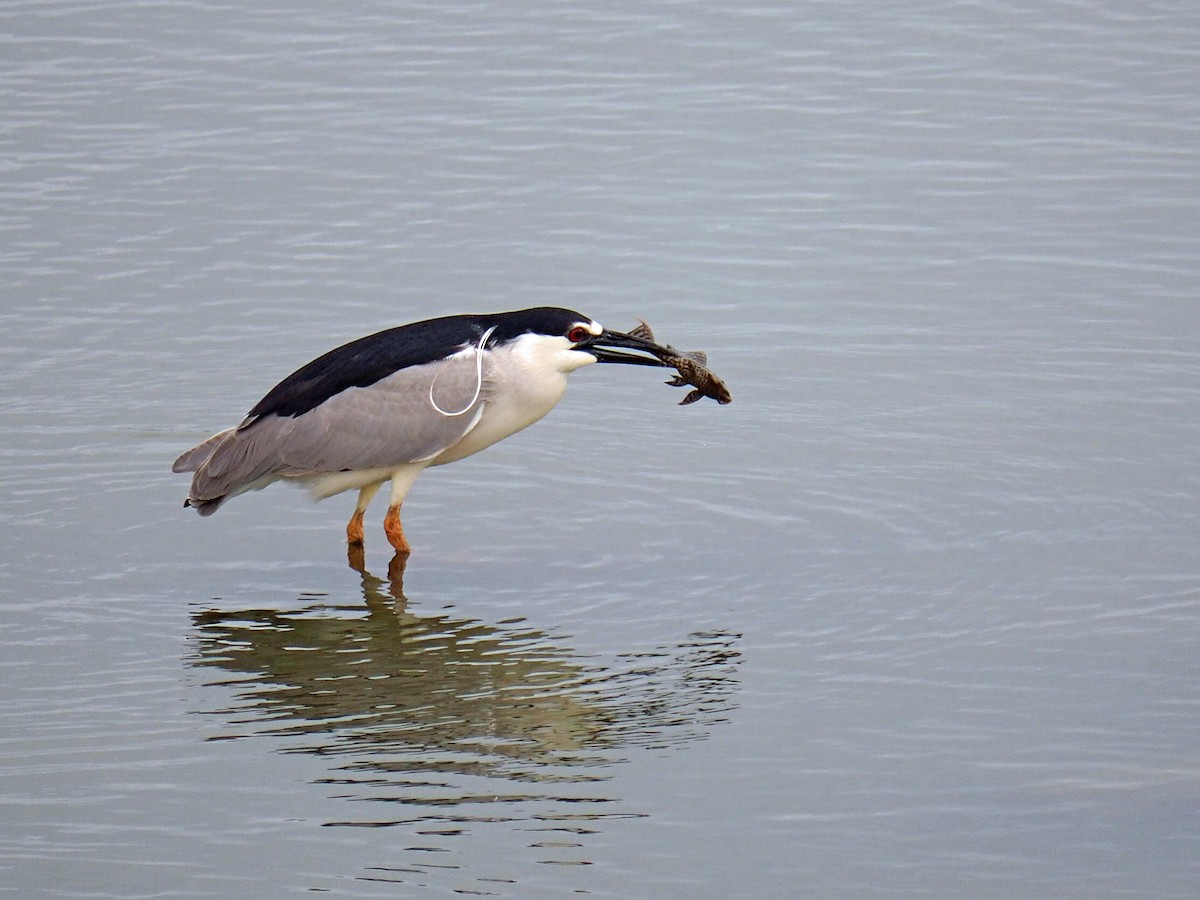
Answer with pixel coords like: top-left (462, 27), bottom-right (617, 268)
top-left (2, 1), bottom-right (1199, 897)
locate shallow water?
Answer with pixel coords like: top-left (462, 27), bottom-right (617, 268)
top-left (3, 0), bottom-right (1200, 897)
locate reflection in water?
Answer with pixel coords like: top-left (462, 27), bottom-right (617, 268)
top-left (189, 554), bottom-right (740, 883)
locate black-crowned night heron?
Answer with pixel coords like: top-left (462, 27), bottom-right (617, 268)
top-left (173, 307), bottom-right (675, 554)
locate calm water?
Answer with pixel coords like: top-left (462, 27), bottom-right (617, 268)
top-left (3, 1), bottom-right (1200, 897)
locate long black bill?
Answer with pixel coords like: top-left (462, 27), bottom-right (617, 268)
top-left (580, 328), bottom-right (674, 367)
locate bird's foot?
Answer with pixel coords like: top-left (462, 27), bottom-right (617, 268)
top-left (383, 505), bottom-right (412, 555)
top-left (346, 509), bottom-right (366, 546)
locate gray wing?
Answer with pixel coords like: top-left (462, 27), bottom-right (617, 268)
top-left (176, 355), bottom-right (487, 508)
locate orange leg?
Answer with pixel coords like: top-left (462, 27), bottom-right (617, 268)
top-left (346, 508), bottom-right (366, 545)
top-left (346, 483), bottom-right (382, 546)
top-left (383, 504), bottom-right (411, 555)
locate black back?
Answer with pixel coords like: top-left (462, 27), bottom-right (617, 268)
top-left (240, 307), bottom-right (589, 427)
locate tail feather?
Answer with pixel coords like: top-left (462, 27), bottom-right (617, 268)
top-left (184, 495), bottom-right (227, 517)
top-left (172, 428), bottom-right (234, 473)
top-left (174, 422), bottom-right (288, 514)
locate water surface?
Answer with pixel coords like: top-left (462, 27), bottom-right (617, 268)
top-left (2, 0), bottom-right (1199, 897)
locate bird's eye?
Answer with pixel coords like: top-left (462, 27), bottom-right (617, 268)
top-left (567, 325), bottom-right (591, 343)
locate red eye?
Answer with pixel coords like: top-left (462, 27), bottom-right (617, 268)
top-left (567, 325), bottom-right (590, 343)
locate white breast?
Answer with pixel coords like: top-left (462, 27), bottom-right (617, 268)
top-left (429, 333), bottom-right (594, 466)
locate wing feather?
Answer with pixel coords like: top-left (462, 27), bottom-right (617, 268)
top-left (178, 354), bottom-right (487, 507)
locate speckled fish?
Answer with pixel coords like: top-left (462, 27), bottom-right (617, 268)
top-left (629, 321), bottom-right (732, 406)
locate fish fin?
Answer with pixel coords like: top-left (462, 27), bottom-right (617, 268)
top-left (629, 320), bottom-right (656, 342)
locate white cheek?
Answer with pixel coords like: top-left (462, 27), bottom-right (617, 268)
top-left (563, 348), bottom-right (598, 372)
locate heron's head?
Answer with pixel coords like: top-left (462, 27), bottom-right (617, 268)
top-left (482, 307), bottom-right (672, 377)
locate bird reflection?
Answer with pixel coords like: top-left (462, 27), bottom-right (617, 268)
top-left (189, 553), bottom-right (741, 828)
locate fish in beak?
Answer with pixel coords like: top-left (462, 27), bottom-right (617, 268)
top-left (578, 319), bottom-right (733, 406)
